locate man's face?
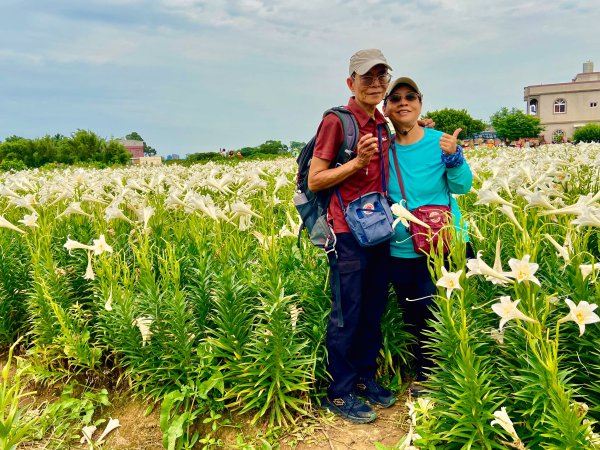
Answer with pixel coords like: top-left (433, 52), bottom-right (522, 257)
top-left (383, 85), bottom-right (422, 127)
top-left (348, 64), bottom-right (390, 108)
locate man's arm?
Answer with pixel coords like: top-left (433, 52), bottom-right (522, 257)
top-left (308, 134), bottom-right (379, 192)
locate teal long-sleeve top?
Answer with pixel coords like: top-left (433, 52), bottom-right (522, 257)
top-left (388, 128), bottom-right (473, 258)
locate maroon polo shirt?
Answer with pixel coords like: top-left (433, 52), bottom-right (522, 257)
top-left (313, 97), bottom-right (391, 233)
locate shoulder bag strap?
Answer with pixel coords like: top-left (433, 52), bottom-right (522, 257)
top-left (391, 141), bottom-right (409, 209)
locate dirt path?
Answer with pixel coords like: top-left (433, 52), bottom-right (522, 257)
top-left (106, 394), bottom-right (411, 449)
top-left (288, 400), bottom-right (411, 450)
top-left (18, 379), bottom-right (411, 449)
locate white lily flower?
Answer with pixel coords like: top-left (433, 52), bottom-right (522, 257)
top-left (139, 206), bottom-right (155, 229)
top-left (165, 190), bottom-right (188, 209)
top-left (558, 299), bottom-right (600, 336)
top-left (406, 398), bottom-right (418, 426)
top-left (507, 254), bottom-right (540, 286)
top-left (205, 177), bottom-right (234, 194)
top-left (467, 218), bottom-right (484, 241)
top-left (56, 201), bottom-right (92, 219)
top-left (539, 197), bottom-right (590, 216)
top-left (104, 288), bottom-right (113, 311)
top-left (278, 225), bottom-right (297, 239)
top-left (9, 194), bottom-right (38, 213)
top-left (497, 205), bottom-right (524, 232)
top-left (230, 201), bottom-right (262, 219)
top-left (491, 407), bottom-right (520, 442)
top-left (18, 212), bottom-right (39, 228)
top-left (543, 233), bottom-right (570, 264)
top-left (64, 237), bottom-right (94, 253)
top-left (81, 193), bottom-right (108, 205)
top-left (466, 251), bottom-right (512, 284)
top-left (80, 425), bottom-right (97, 445)
top-left (490, 328), bottom-right (505, 344)
top-left (586, 189), bottom-right (600, 205)
top-left (104, 205), bottom-right (133, 223)
top-left (84, 251), bottom-right (95, 280)
top-left (436, 267), bottom-right (463, 298)
top-left (0, 215), bottom-right (25, 234)
top-left (391, 202), bottom-right (429, 229)
top-left (580, 263), bottom-right (600, 281)
top-left (491, 296), bottom-right (537, 330)
top-left (473, 188), bottom-right (517, 207)
top-left (133, 316), bottom-right (153, 346)
top-left (523, 191), bottom-right (555, 210)
top-left (96, 417), bottom-right (121, 443)
top-left (92, 234), bottom-right (113, 256)
top-left (252, 231), bottom-right (276, 248)
top-left (273, 173), bottom-right (290, 194)
top-left (571, 206), bottom-right (600, 228)
top-left (285, 211), bottom-right (301, 236)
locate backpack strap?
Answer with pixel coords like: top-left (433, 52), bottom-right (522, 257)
top-left (318, 107), bottom-right (358, 329)
top-left (325, 107), bottom-right (359, 167)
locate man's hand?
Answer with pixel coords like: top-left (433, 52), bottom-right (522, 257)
top-left (440, 128), bottom-right (462, 155)
top-left (354, 133), bottom-right (379, 169)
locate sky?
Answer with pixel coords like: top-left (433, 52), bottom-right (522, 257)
top-left (1, 0), bottom-right (598, 157)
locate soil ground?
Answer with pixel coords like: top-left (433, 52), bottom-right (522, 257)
top-left (20, 385), bottom-right (412, 449)
top-left (5, 352), bottom-right (410, 449)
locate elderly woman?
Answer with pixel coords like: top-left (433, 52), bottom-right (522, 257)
top-left (383, 77), bottom-right (473, 395)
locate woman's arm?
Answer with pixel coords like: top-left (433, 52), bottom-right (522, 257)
top-left (446, 159), bottom-right (473, 194)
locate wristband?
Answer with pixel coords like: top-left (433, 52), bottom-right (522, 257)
top-left (441, 145), bottom-right (464, 168)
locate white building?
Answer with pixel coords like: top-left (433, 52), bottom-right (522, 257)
top-left (524, 61), bottom-right (600, 142)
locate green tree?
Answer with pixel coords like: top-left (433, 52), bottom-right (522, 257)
top-left (572, 123), bottom-right (600, 143)
top-left (239, 140), bottom-right (289, 157)
top-left (490, 107), bottom-right (544, 142)
top-left (289, 141), bottom-right (306, 152)
top-left (257, 140), bottom-right (288, 154)
top-left (3, 135), bottom-right (26, 142)
top-left (422, 108), bottom-right (486, 139)
top-left (126, 132), bottom-right (157, 156)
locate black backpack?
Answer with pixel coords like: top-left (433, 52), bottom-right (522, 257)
top-left (293, 107), bottom-right (359, 250)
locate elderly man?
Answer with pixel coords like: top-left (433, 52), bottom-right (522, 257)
top-left (308, 49), bottom-right (396, 423)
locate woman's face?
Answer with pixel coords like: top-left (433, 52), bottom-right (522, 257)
top-left (383, 85), bottom-right (422, 128)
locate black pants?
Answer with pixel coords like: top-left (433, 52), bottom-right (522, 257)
top-left (389, 256), bottom-right (436, 381)
top-left (326, 233), bottom-right (390, 397)
top-left (390, 243), bottom-right (475, 381)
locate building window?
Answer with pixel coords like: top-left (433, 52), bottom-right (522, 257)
top-left (554, 98), bottom-right (566, 113)
top-left (529, 99), bottom-right (538, 114)
top-left (552, 130), bottom-right (565, 143)
top-left (591, 102), bottom-right (598, 107)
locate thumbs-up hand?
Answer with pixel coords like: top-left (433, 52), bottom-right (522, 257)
top-left (440, 128), bottom-right (462, 155)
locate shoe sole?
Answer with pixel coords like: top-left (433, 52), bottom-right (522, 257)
top-left (365, 397), bottom-right (396, 408)
top-left (355, 391), bottom-right (397, 408)
top-left (322, 403), bottom-right (377, 424)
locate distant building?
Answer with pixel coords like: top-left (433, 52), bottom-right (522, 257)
top-left (134, 156), bottom-right (162, 166)
top-left (165, 154), bottom-right (180, 161)
top-left (462, 130), bottom-right (503, 148)
top-left (117, 139), bottom-right (144, 162)
top-left (524, 61), bottom-right (600, 142)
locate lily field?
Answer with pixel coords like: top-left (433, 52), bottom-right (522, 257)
top-left (1, 143), bottom-right (599, 449)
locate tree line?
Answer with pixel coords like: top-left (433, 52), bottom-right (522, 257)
top-left (0, 131), bottom-right (159, 171)
top-left (3, 110), bottom-right (598, 171)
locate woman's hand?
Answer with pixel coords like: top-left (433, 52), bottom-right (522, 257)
top-left (440, 128), bottom-right (462, 155)
top-left (418, 117), bottom-right (435, 128)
